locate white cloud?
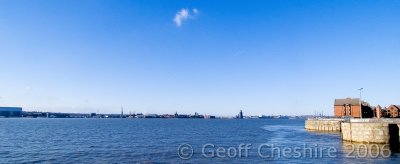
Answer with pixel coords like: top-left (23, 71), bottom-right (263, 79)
top-left (173, 8), bottom-right (199, 27)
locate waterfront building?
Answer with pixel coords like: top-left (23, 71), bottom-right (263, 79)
top-left (334, 98), bottom-right (373, 118)
top-left (144, 114), bottom-right (158, 118)
top-left (387, 105), bottom-right (400, 118)
top-left (374, 105), bottom-right (383, 118)
top-left (190, 112), bottom-right (204, 118)
top-left (0, 107), bottom-right (23, 117)
top-left (237, 110), bottom-right (244, 119)
top-left (204, 115), bottom-right (216, 119)
top-left (135, 113), bottom-right (144, 118)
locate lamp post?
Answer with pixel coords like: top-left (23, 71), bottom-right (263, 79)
top-left (358, 88), bottom-right (363, 118)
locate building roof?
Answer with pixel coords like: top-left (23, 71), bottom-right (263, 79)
top-left (334, 98), bottom-right (361, 106)
top-left (389, 105), bottom-right (400, 109)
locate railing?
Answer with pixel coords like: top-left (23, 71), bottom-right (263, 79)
top-left (306, 118), bottom-right (345, 121)
top-left (350, 118), bottom-right (400, 123)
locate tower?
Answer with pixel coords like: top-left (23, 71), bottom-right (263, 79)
top-left (239, 110), bottom-right (243, 119)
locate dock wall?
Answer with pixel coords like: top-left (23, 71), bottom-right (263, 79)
top-left (305, 119), bottom-right (343, 132)
top-left (340, 119), bottom-right (400, 145)
top-left (341, 122), bottom-right (392, 144)
top-left (305, 118), bottom-right (400, 145)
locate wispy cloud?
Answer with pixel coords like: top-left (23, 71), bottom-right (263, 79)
top-left (173, 8), bottom-right (199, 27)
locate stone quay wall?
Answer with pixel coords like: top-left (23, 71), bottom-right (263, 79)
top-left (305, 119), bottom-right (343, 132)
top-left (341, 119), bottom-right (400, 144)
top-left (306, 118), bottom-right (400, 145)
top-left (341, 122), bottom-right (391, 144)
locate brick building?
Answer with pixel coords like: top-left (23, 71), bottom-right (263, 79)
top-left (387, 105), bottom-right (400, 118)
top-left (334, 98), bottom-right (373, 118)
top-left (374, 105), bottom-right (383, 118)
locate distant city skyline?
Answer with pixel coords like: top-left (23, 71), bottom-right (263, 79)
top-left (0, 0), bottom-right (399, 116)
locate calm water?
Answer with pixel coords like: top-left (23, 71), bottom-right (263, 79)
top-left (0, 118), bottom-right (399, 163)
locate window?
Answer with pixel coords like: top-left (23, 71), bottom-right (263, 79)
top-left (349, 105), bottom-right (351, 115)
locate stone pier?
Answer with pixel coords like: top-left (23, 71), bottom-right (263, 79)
top-left (305, 118), bottom-right (400, 146)
top-left (305, 119), bottom-right (343, 132)
top-left (341, 119), bottom-right (400, 144)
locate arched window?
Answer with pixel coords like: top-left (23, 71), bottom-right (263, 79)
top-left (349, 104), bottom-right (352, 115)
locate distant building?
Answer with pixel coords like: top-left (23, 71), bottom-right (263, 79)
top-left (387, 105), bottom-right (400, 118)
top-left (0, 107), bottom-right (22, 117)
top-left (204, 115), bottom-right (216, 119)
top-left (334, 98), bottom-right (373, 118)
top-left (191, 112), bottom-right (204, 118)
top-left (135, 113), bottom-right (144, 118)
top-left (144, 114), bottom-right (158, 118)
top-left (237, 110), bottom-right (244, 119)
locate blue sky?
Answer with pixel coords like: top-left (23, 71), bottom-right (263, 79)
top-left (0, 0), bottom-right (399, 116)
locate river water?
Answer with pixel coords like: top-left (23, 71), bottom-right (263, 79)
top-left (0, 118), bottom-right (398, 163)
